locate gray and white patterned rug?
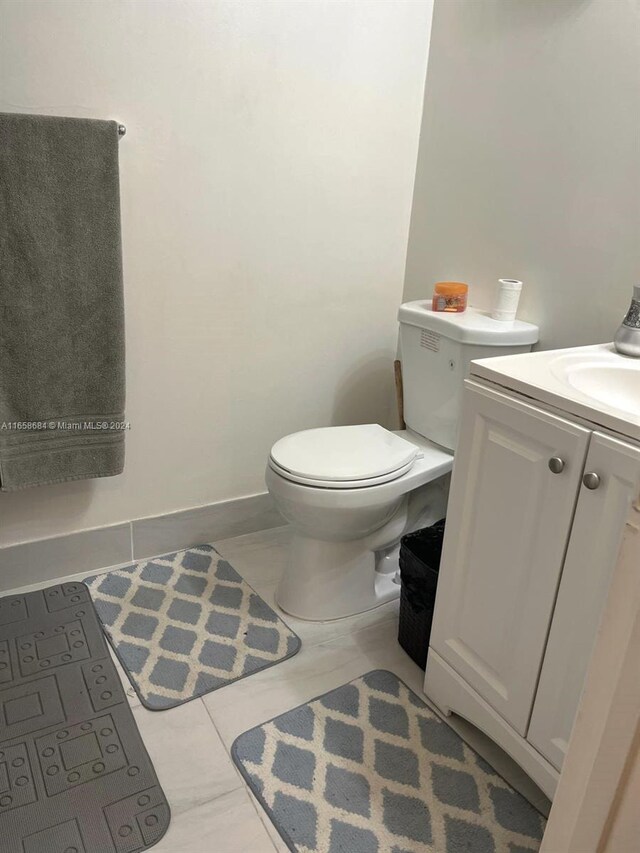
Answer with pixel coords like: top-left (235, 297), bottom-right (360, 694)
top-left (232, 670), bottom-right (545, 853)
top-left (85, 545), bottom-right (300, 710)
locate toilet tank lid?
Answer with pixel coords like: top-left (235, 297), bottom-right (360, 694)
top-left (398, 302), bottom-right (539, 346)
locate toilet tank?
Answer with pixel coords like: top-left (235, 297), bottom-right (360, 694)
top-left (398, 302), bottom-right (539, 451)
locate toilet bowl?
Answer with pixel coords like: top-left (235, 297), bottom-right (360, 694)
top-left (267, 305), bottom-right (539, 621)
top-left (267, 425), bottom-right (453, 621)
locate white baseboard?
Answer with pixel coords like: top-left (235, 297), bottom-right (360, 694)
top-left (0, 493), bottom-right (282, 592)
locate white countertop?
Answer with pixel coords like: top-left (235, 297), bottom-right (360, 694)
top-left (471, 343), bottom-right (640, 443)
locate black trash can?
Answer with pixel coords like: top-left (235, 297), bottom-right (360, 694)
top-left (398, 518), bottom-right (446, 670)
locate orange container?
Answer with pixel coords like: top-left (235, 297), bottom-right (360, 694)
top-left (432, 282), bottom-right (468, 313)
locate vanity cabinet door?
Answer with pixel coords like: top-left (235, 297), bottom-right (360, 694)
top-left (528, 432), bottom-right (640, 770)
top-left (428, 381), bottom-right (590, 735)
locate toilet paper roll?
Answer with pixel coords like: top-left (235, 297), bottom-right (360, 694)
top-left (492, 279), bottom-right (523, 322)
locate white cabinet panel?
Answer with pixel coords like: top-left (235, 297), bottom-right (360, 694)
top-left (428, 381), bottom-right (590, 734)
top-left (528, 432), bottom-right (640, 770)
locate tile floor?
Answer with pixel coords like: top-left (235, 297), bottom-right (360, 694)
top-left (6, 525), bottom-right (552, 851)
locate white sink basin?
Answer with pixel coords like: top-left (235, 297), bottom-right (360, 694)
top-left (554, 359), bottom-right (640, 418)
top-left (470, 343), bottom-right (640, 442)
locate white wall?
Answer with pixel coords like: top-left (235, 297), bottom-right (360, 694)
top-left (403, 0), bottom-right (640, 350)
top-left (0, 0), bottom-right (433, 546)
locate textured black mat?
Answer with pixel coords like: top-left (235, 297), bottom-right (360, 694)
top-left (0, 583), bottom-right (170, 852)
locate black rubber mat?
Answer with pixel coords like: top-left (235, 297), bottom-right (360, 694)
top-left (0, 582), bottom-right (170, 852)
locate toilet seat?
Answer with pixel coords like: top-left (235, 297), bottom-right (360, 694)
top-left (268, 456), bottom-right (417, 488)
top-left (269, 424), bottom-right (421, 489)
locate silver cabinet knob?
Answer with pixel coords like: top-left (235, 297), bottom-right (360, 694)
top-left (583, 472), bottom-right (601, 490)
top-left (548, 457), bottom-right (565, 474)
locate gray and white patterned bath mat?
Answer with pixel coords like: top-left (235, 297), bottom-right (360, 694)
top-left (85, 545), bottom-right (301, 711)
top-left (232, 670), bottom-right (545, 853)
top-left (0, 583), bottom-right (169, 852)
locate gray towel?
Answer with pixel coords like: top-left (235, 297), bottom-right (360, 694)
top-left (0, 113), bottom-right (125, 490)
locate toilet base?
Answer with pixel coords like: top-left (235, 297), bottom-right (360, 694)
top-left (275, 534), bottom-right (402, 621)
top-left (275, 479), bottom-right (448, 621)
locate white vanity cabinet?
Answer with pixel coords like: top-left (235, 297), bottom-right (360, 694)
top-left (527, 430), bottom-right (640, 770)
top-left (424, 378), bottom-right (640, 798)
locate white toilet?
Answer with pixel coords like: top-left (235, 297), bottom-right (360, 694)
top-left (267, 302), bottom-right (539, 621)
